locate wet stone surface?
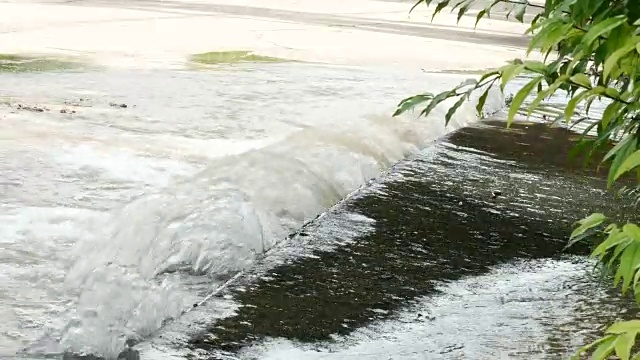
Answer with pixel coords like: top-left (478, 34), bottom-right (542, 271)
top-left (186, 120), bottom-right (638, 358)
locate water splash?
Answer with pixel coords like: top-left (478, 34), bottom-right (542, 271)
top-left (0, 66), bottom-right (504, 359)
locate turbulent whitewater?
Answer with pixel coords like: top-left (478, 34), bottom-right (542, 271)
top-left (0, 64), bottom-right (504, 359)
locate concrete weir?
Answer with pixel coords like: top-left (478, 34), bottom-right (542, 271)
top-left (1, 0), bottom-right (626, 359)
top-left (135, 120), bottom-right (636, 360)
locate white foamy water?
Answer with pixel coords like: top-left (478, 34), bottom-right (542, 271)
top-left (0, 64), bottom-right (504, 359)
top-left (238, 258), bottom-right (618, 360)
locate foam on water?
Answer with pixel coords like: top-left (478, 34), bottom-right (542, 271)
top-left (236, 259), bottom-right (616, 360)
top-left (0, 64), bottom-right (504, 359)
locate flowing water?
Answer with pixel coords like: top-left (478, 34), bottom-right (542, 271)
top-left (0, 63), bottom-right (507, 359)
top-left (172, 119), bottom-right (638, 360)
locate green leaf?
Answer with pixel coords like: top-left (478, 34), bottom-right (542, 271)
top-left (604, 134), bottom-right (635, 163)
top-left (592, 335), bottom-right (617, 360)
top-left (573, 335), bottom-right (616, 359)
top-left (445, 95), bottom-right (468, 125)
top-left (581, 15), bottom-right (627, 49)
top-left (612, 149), bottom-right (640, 184)
top-left (393, 94), bottom-right (433, 117)
top-left (608, 320), bottom-right (640, 335)
top-left (474, 9), bottom-right (487, 28)
top-left (607, 136), bottom-right (637, 186)
top-left (591, 227), bottom-right (628, 259)
top-left (564, 89), bottom-right (590, 122)
top-left (514, 3), bottom-right (526, 23)
top-left (477, 70), bottom-right (499, 85)
top-left (456, 1), bottom-right (471, 23)
top-left (528, 20), bottom-right (573, 55)
top-left (633, 264), bottom-right (640, 291)
top-left (499, 63), bottom-right (525, 91)
top-left (453, 78), bottom-right (478, 91)
top-left (527, 75), bottom-right (568, 117)
top-left (409, 0), bottom-right (431, 14)
top-left (601, 101), bottom-right (624, 130)
top-left (419, 90), bottom-right (454, 118)
top-left (606, 238), bottom-right (632, 266)
top-left (523, 60), bottom-right (548, 74)
top-left (615, 332), bottom-right (637, 360)
top-left (571, 213), bottom-right (607, 239)
top-left (604, 37), bottom-right (640, 81)
top-left (615, 241), bottom-right (640, 293)
top-left (507, 76), bottom-right (544, 127)
top-left (431, 0), bottom-right (450, 21)
top-left (623, 223), bottom-right (640, 241)
top-left (570, 73), bottom-right (592, 88)
top-left (476, 86), bottom-right (491, 117)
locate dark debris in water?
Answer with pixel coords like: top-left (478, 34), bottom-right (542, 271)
top-left (188, 121), bottom-right (638, 356)
top-left (15, 103), bottom-right (48, 112)
top-left (109, 102), bottom-right (129, 108)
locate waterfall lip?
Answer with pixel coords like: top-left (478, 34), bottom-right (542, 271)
top-left (129, 83), bottom-right (507, 359)
top-left (1, 67), bottom-right (508, 359)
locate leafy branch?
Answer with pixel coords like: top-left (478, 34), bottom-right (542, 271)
top-left (396, 0), bottom-right (640, 358)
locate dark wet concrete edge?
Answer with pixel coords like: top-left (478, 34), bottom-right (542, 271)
top-left (184, 120), bottom-right (638, 358)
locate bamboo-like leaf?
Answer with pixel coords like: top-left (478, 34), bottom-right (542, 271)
top-left (456, 0), bottom-right (471, 23)
top-left (570, 73), bottom-right (592, 88)
top-left (573, 335), bottom-right (616, 359)
top-left (591, 227), bottom-right (628, 258)
top-left (431, 0), bottom-right (450, 21)
top-left (393, 94), bottom-right (433, 117)
top-left (477, 70), bottom-right (500, 85)
top-left (476, 86), bottom-right (491, 117)
top-left (452, 78), bottom-right (478, 91)
top-left (633, 260), bottom-right (640, 289)
top-left (419, 90), bottom-right (454, 118)
top-left (500, 63), bottom-right (525, 91)
top-left (507, 76), bottom-right (544, 127)
top-left (514, 3), bottom-right (526, 23)
top-left (571, 213), bottom-right (607, 240)
top-left (608, 320), bottom-right (640, 335)
top-left (604, 37), bottom-right (640, 81)
top-left (528, 19), bottom-right (571, 55)
top-left (445, 95), bottom-right (468, 125)
top-left (581, 15), bottom-right (627, 49)
top-left (606, 238), bottom-right (632, 267)
top-left (612, 150), bottom-right (640, 185)
top-left (409, 0), bottom-right (431, 14)
top-left (623, 223), bottom-right (640, 241)
top-left (592, 335), bottom-right (617, 360)
top-left (564, 89), bottom-right (590, 122)
top-left (523, 60), bottom-right (549, 74)
top-left (614, 332), bottom-right (636, 360)
top-left (475, 8), bottom-right (487, 28)
top-left (615, 241), bottom-right (640, 294)
top-left (608, 137), bottom-right (637, 186)
top-left (601, 101), bottom-right (624, 130)
top-left (527, 75), bottom-right (568, 117)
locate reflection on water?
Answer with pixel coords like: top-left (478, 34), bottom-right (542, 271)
top-left (182, 121), bottom-right (637, 360)
top-left (0, 64), bottom-right (504, 359)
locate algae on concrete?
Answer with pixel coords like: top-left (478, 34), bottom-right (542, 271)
top-left (0, 54), bottom-right (81, 72)
top-left (189, 51), bottom-right (287, 65)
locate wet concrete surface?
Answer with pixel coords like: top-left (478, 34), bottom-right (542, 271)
top-left (185, 119), bottom-right (638, 358)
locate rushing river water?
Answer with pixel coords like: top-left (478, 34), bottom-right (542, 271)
top-left (174, 119), bottom-right (638, 360)
top-left (0, 63), bottom-right (504, 359)
top-left (0, 62), bottom-right (632, 360)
